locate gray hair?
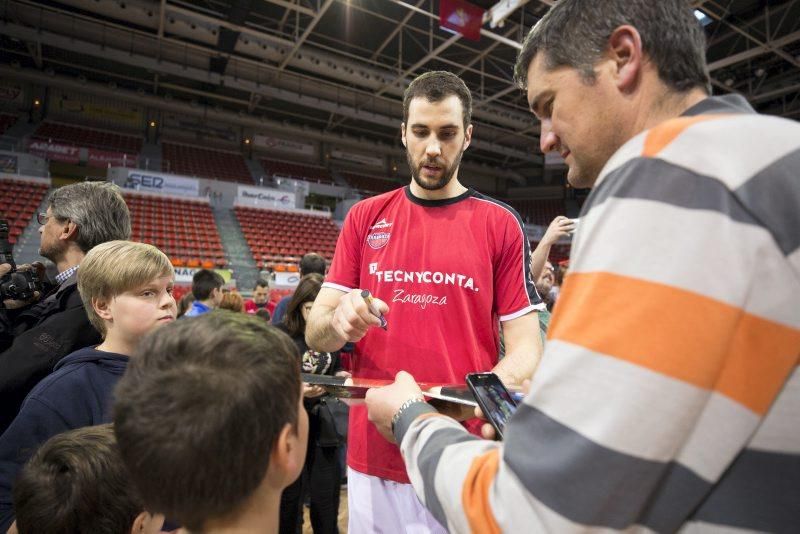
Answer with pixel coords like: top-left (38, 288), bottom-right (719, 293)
top-left (49, 182), bottom-right (131, 253)
top-left (514, 0), bottom-right (710, 94)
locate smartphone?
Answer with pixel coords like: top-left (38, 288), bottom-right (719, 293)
top-left (466, 372), bottom-right (519, 440)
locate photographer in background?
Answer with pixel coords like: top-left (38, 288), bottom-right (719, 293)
top-left (0, 181), bottom-right (130, 433)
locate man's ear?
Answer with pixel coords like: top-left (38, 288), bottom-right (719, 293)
top-left (58, 219), bottom-right (79, 242)
top-left (93, 297), bottom-right (113, 321)
top-left (400, 122), bottom-right (407, 148)
top-left (606, 25), bottom-right (643, 93)
top-left (462, 123), bottom-right (473, 151)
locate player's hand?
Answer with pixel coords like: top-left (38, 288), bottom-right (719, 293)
top-left (366, 371), bottom-right (426, 444)
top-left (303, 383), bottom-right (326, 398)
top-left (475, 379), bottom-right (531, 440)
top-left (335, 370), bottom-right (352, 378)
top-left (542, 216), bottom-right (575, 245)
top-left (331, 289), bottom-right (388, 343)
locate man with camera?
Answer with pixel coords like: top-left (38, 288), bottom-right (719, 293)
top-left (0, 181), bottom-right (131, 433)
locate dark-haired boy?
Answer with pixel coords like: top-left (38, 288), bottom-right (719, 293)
top-left (11, 424), bottom-right (164, 534)
top-left (114, 312), bottom-right (307, 533)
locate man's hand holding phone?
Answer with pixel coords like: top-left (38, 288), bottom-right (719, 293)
top-left (472, 377), bottom-right (531, 440)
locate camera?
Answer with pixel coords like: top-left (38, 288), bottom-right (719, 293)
top-left (0, 219), bottom-right (44, 304)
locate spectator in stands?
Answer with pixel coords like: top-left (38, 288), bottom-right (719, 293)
top-left (0, 181), bottom-right (131, 433)
top-left (365, 1), bottom-right (800, 532)
top-left (184, 269), bottom-right (224, 317)
top-left (530, 215), bottom-right (574, 283)
top-left (535, 261), bottom-right (556, 314)
top-left (244, 277), bottom-right (273, 315)
top-left (271, 253), bottom-right (327, 326)
top-left (306, 71), bottom-right (543, 534)
top-left (113, 312), bottom-right (307, 534)
top-left (0, 241), bottom-right (176, 532)
top-left (277, 273), bottom-right (348, 534)
top-left (176, 291), bottom-right (195, 318)
top-left (219, 291), bottom-right (245, 313)
top-left (11, 424), bottom-right (164, 534)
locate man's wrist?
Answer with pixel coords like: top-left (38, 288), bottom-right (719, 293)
top-left (391, 397), bottom-right (437, 443)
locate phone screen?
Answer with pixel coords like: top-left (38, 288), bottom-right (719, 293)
top-left (466, 373), bottom-right (518, 439)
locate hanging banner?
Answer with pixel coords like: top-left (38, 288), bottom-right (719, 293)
top-left (439, 0), bottom-right (485, 41)
top-left (253, 134), bottom-right (315, 157)
top-left (236, 185), bottom-right (296, 209)
top-left (330, 147), bottom-right (384, 168)
top-left (124, 170), bottom-right (199, 197)
top-left (88, 149), bottom-right (136, 168)
top-left (27, 140), bottom-right (80, 164)
top-left (54, 93), bottom-right (143, 128)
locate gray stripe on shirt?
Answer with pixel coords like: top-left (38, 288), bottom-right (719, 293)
top-left (734, 147), bottom-right (800, 255)
top-left (504, 403), bottom-right (712, 532)
top-left (417, 426), bottom-right (480, 527)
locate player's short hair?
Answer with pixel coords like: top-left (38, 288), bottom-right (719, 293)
top-left (113, 312), bottom-right (301, 532)
top-left (13, 424), bottom-right (144, 534)
top-left (403, 71), bottom-right (472, 129)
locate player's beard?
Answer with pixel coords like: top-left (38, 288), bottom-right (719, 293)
top-left (408, 142), bottom-right (466, 191)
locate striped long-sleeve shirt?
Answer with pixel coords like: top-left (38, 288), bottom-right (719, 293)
top-left (393, 94), bottom-right (800, 533)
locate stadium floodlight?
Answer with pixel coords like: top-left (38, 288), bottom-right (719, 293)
top-left (485, 0), bottom-right (531, 29)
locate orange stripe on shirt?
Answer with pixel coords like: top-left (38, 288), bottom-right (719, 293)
top-left (462, 449), bottom-right (501, 534)
top-left (642, 115), bottom-right (727, 157)
top-left (549, 272), bottom-right (800, 414)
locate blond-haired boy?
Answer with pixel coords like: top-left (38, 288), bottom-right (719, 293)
top-left (0, 241), bottom-right (176, 532)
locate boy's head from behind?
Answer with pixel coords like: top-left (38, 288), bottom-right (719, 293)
top-left (78, 240), bottom-right (176, 340)
top-left (191, 268), bottom-right (225, 306)
top-left (114, 312), bottom-right (306, 531)
top-left (13, 424), bottom-right (164, 534)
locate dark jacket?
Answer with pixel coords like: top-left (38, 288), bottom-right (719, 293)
top-left (0, 273), bottom-right (101, 433)
top-left (0, 346), bottom-right (127, 532)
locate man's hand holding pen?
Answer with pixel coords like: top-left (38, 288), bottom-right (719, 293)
top-left (330, 288), bottom-right (389, 343)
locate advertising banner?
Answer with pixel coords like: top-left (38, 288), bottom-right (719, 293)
top-left (0, 83), bottom-right (24, 104)
top-left (27, 140), bottom-right (80, 164)
top-left (439, 0), bottom-right (485, 41)
top-left (54, 93), bottom-right (143, 128)
top-left (253, 134), bottom-right (315, 157)
top-left (174, 267), bottom-right (232, 284)
top-left (330, 147), bottom-right (383, 168)
top-left (236, 185), bottom-right (296, 209)
top-left (88, 148), bottom-right (135, 168)
top-left (124, 170), bottom-right (199, 197)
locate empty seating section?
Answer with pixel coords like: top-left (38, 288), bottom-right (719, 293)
top-left (0, 179), bottom-right (49, 244)
top-left (506, 199), bottom-right (565, 226)
top-left (162, 143), bottom-right (251, 183)
top-left (260, 158), bottom-right (333, 184)
top-left (124, 193), bottom-right (226, 268)
top-left (235, 207), bottom-right (339, 270)
top-left (0, 114), bottom-right (18, 136)
top-left (32, 122), bottom-right (142, 154)
top-left (342, 172), bottom-right (401, 194)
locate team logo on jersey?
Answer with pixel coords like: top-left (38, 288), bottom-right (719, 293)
top-left (370, 218), bottom-right (393, 230)
top-left (367, 231), bottom-right (391, 249)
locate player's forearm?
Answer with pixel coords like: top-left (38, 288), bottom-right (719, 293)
top-left (305, 307), bottom-right (347, 353)
top-left (492, 327), bottom-right (542, 386)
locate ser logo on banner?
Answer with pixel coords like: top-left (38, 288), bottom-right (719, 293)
top-left (125, 173), bottom-right (164, 189)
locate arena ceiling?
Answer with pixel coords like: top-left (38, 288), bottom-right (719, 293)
top-left (1, 0), bottom-right (799, 182)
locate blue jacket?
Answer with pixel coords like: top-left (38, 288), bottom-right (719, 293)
top-left (0, 347), bottom-right (128, 532)
top-left (184, 300), bottom-right (212, 317)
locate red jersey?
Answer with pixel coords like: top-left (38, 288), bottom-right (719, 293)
top-left (324, 186), bottom-right (542, 482)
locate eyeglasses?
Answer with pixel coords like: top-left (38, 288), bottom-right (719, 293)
top-left (37, 213), bottom-right (51, 225)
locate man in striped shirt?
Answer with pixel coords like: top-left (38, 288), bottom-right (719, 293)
top-left (365, 0), bottom-right (800, 532)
